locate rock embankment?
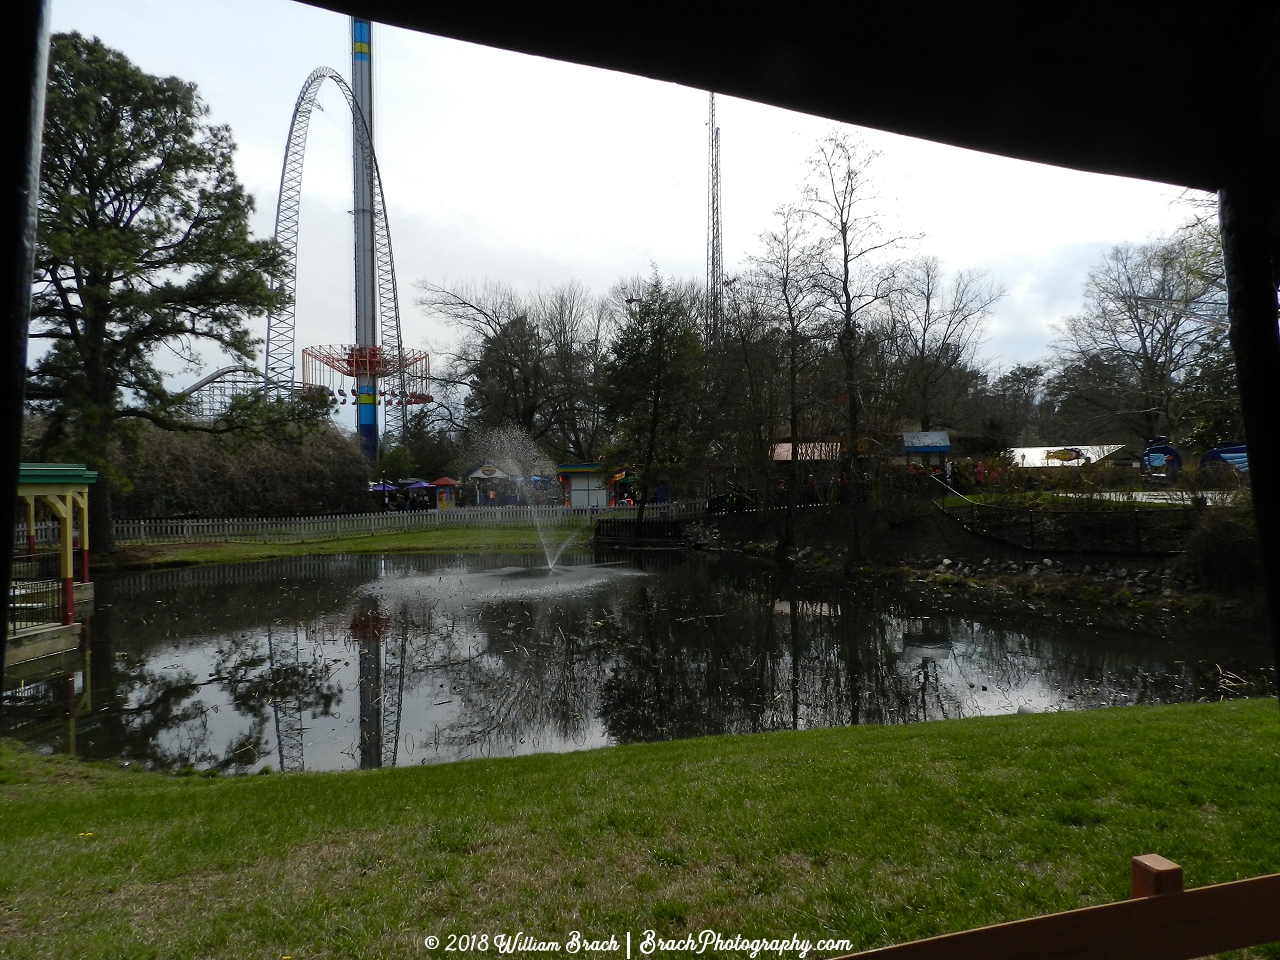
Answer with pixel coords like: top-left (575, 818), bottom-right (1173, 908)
top-left (720, 537), bottom-right (1263, 626)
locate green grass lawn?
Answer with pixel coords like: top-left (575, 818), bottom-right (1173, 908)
top-left (3, 699), bottom-right (1279, 959)
top-left (102, 522), bottom-right (592, 570)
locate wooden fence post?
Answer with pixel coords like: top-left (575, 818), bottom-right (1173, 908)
top-left (1131, 854), bottom-right (1183, 898)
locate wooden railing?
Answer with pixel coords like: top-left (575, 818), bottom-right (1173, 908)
top-left (836, 855), bottom-right (1280, 960)
top-left (108, 501), bottom-right (709, 545)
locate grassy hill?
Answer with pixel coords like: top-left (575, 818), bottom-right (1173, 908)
top-left (2, 699), bottom-right (1278, 959)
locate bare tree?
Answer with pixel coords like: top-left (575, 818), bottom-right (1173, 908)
top-left (537, 283), bottom-right (612, 461)
top-left (720, 274), bottom-right (786, 503)
top-left (416, 280), bottom-right (610, 461)
top-left (1052, 240), bottom-right (1218, 445)
top-left (889, 256), bottom-right (1002, 432)
top-left (417, 281), bottom-right (553, 437)
top-left (750, 205), bottom-right (824, 550)
top-left (805, 133), bottom-right (901, 563)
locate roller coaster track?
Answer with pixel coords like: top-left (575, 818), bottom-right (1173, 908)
top-left (263, 66), bottom-right (409, 439)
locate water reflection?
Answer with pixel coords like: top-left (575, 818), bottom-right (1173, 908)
top-left (24, 552), bottom-right (1273, 772)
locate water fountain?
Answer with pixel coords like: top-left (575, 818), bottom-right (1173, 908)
top-left (467, 426), bottom-right (579, 571)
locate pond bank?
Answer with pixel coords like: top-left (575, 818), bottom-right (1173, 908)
top-left (91, 505), bottom-right (1267, 628)
top-left (707, 505), bottom-right (1269, 629)
top-left (94, 522), bottom-right (591, 571)
top-left (2, 698), bottom-right (1278, 958)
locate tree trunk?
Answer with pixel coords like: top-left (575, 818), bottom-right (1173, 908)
top-left (90, 477), bottom-right (115, 552)
top-left (841, 329), bottom-right (864, 566)
top-left (635, 384), bottom-right (662, 530)
top-left (784, 333), bottom-right (799, 553)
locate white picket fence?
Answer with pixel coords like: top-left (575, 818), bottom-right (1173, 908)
top-left (110, 501), bottom-right (709, 545)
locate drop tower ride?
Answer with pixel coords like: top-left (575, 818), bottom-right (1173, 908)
top-left (262, 18), bottom-right (431, 464)
top-left (351, 18), bottom-right (378, 459)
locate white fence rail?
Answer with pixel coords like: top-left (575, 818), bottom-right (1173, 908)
top-left (109, 501), bottom-right (709, 545)
top-left (12, 519), bottom-right (80, 551)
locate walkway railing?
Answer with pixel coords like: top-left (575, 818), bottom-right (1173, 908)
top-left (837, 854), bottom-right (1280, 960)
top-left (109, 501), bottom-right (709, 545)
top-left (931, 477), bottom-right (1200, 555)
top-left (9, 579), bottom-right (62, 634)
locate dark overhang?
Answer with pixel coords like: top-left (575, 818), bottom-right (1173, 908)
top-left (303, 2), bottom-right (1280, 192)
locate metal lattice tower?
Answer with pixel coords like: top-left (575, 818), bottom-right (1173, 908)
top-left (380, 622), bottom-right (408, 768)
top-left (349, 601), bottom-right (406, 770)
top-left (705, 93), bottom-right (724, 342)
top-left (261, 62), bottom-right (411, 445)
top-left (267, 625), bottom-right (305, 773)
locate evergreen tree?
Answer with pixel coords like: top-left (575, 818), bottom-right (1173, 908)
top-left (28, 33), bottom-right (305, 547)
top-left (601, 275), bottom-right (703, 522)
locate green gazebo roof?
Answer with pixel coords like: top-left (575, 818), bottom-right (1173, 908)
top-left (18, 463), bottom-right (98, 486)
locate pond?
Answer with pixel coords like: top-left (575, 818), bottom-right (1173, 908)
top-left (13, 551), bottom-right (1277, 772)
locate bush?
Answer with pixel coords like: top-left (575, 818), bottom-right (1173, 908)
top-left (116, 423), bottom-right (370, 518)
top-left (870, 464), bottom-right (932, 526)
top-left (1178, 501), bottom-right (1262, 592)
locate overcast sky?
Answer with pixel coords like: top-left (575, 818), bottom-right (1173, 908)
top-left (52, 0), bottom-right (1203, 386)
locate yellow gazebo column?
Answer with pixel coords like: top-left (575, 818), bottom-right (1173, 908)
top-left (72, 489), bottom-right (89, 582)
top-left (24, 495), bottom-right (36, 557)
top-left (40, 493), bottom-right (74, 625)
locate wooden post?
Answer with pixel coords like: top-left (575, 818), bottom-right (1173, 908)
top-left (77, 491), bottom-right (89, 583)
top-left (51, 494), bottom-right (74, 625)
top-left (0, 0), bottom-right (51, 740)
top-left (63, 673), bottom-right (76, 754)
top-left (1131, 854), bottom-right (1183, 898)
top-left (1219, 182), bottom-right (1280, 688)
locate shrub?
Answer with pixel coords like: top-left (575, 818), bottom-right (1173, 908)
top-left (1179, 501), bottom-right (1262, 592)
top-left (116, 422), bottom-right (370, 518)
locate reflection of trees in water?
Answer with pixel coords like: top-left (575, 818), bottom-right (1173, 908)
top-left (940, 616), bottom-right (1273, 712)
top-left (408, 596), bottom-right (612, 760)
top-left (597, 573), bottom-right (887, 741)
top-left (403, 574), bottom-right (1274, 756)
top-left (595, 565), bottom-right (1275, 743)
top-left (85, 632), bottom-right (342, 773)
top-left (87, 554), bottom-right (1276, 770)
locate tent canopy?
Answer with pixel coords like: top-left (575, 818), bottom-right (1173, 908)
top-left (1009, 445), bottom-right (1126, 468)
